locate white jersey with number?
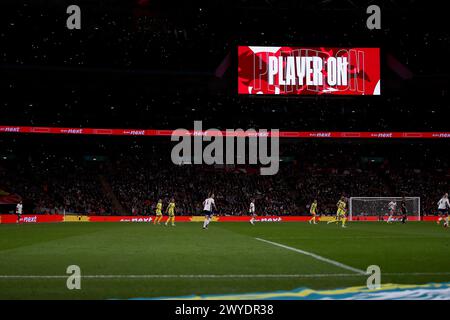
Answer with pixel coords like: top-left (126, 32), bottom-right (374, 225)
top-left (249, 202), bottom-right (255, 214)
top-left (438, 197), bottom-right (450, 210)
top-left (203, 198), bottom-right (215, 211)
top-left (16, 203), bottom-right (23, 215)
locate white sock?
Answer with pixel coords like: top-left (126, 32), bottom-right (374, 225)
top-left (203, 218), bottom-right (208, 228)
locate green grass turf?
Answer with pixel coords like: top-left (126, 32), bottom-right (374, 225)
top-left (0, 221), bottom-right (449, 299)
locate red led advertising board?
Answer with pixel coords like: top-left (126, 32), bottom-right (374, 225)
top-left (238, 46), bottom-right (380, 95)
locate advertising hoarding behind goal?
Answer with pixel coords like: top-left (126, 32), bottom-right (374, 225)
top-left (238, 46), bottom-right (380, 96)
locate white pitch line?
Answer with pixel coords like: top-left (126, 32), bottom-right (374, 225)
top-left (0, 274), bottom-right (358, 279)
top-left (0, 272), bottom-right (449, 279)
top-left (255, 237), bottom-right (367, 275)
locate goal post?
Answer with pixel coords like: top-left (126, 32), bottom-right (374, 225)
top-left (349, 197), bottom-right (421, 221)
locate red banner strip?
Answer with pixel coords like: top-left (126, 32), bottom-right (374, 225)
top-left (0, 214), bottom-right (430, 224)
top-left (1, 126), bottom-right (450, 139)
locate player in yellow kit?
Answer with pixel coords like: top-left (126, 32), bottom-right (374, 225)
top-left (309, 200), bottom-right (318, 224)
top-left (327, 196), bottom-right (347, 227)
top-left (336, 196), bottom-right (347, 228)
top-left (165, 198), bottom-right (176, 227)
top-left (153, 199), bottom-right (163, 225)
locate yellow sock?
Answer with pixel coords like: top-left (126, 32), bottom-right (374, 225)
top-left (342, 217), bottom-right (347, 226)
top-left (171, 216), bottom-right (175, 225)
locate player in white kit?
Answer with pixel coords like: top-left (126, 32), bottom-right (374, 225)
top-left (16, 201), bottom-right (23, 224)
top-left (387, 201), bottom-right (397, 223)
top-left (437, 193), bottom-right (449, 228)
top-left (202, 194), bottom-right (217, 230)
top-left (249, 199), bottom-right (256, 225)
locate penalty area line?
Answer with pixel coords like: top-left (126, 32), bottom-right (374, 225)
top-left (255, 237), bottom-right (366, 275)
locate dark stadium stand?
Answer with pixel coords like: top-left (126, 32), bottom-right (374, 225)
top-left (0, 0), bottom-right (448, 217)
top-left (0, 136), bottom-right (447, 216)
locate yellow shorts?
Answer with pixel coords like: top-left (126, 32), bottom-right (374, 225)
top-left (337, 209), bottom-right (346, 217)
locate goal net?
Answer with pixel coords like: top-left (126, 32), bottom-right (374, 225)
top-left (349, 197), bottom-right (421, 221)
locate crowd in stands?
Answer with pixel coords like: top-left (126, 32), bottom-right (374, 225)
top-left (108, 160), bottom-right (300, 216)
top-left (0, 1), bottom-right (448, 218)
top-left (0, 157), bottom-right (112, 215)
top-left (0, 141), bottom-right (448, 217)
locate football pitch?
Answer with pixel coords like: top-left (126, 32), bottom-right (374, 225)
top-left (0, 221), bottom-right (449, 299)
